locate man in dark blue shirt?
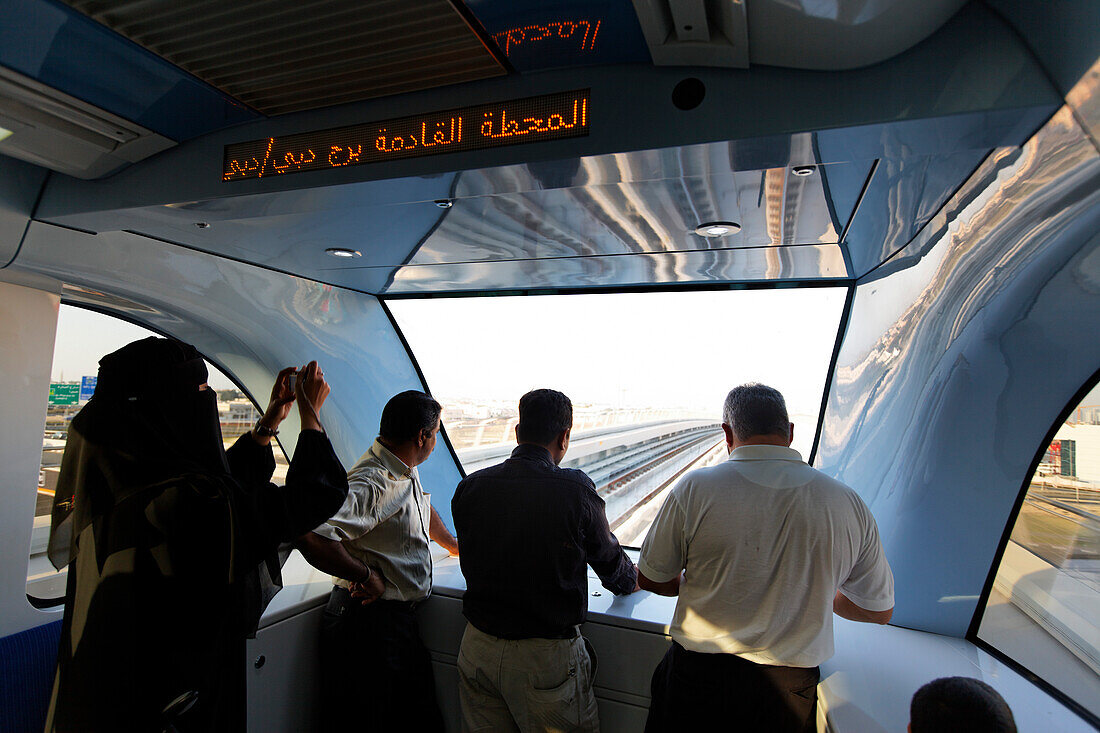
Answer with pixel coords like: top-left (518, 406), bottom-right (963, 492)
top-left (452, 388), bottom-right (638, 732)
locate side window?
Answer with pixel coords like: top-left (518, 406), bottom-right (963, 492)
top-left (27, 305), bottom-right (284, 604)
top-left (977, 381), bottom-right (1100, 721)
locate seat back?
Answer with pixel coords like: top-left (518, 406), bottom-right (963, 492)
top-left (0, 620), bottom-right (62, 733)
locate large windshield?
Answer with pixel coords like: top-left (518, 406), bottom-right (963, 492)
top-left (389, 288), bottom-right (846, 545)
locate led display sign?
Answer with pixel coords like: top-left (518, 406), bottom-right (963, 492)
top-left (223, 89), bottom-right (589, 181)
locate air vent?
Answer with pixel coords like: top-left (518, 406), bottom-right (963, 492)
top-left (631, 0), bottom-right (749, 67)
top-left (63, 0), bottom-right (507, 116)
top-left (0, 66), bottom-right (174, 179)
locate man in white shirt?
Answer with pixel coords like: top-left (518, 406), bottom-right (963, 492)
top-left (297, 390), bottom-right (459, 732)
top-left (638, 383), bottom-right (894, 732)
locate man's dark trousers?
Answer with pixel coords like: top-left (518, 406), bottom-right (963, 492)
top-left (320, 587), bottom-right (445, 732)
top-left (645, 641), bottom-right (819, 732)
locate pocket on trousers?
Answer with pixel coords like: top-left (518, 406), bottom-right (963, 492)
top-left (526, 667), bottom-right (581, 729)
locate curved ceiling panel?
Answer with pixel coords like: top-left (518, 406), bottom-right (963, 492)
top-left (816, 104), bottom-right (1100, 636)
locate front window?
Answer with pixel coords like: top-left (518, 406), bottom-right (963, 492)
top-left (388, 288), bottom-right (846, 545)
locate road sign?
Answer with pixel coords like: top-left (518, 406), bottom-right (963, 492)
top-left (48, 383), bottom-right (80, 406)
top-left (80, 376), bottom-right (97, 402)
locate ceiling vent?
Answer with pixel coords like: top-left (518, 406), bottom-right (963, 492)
top-left (632, 0), bottom-right (749, 67)
top-left (0, 65), bottom-right (174, 179)
top-left (62, 0), bottom-right (507, 116)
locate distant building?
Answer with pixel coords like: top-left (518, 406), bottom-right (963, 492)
top-left (1053, 424), bottom-right (1100, 484)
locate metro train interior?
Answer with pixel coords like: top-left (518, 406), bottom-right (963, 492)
top-left (2, 0), bottom-right (1100, 730)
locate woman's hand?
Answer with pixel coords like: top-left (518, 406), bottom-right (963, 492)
top-left (253, 367), bottom-right (298, 445)
top-left (295, 361), bottom-right (330, 432)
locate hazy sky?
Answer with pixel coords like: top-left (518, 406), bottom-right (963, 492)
top-left (51, 306), bottom-right (235, 389)
top-left (390, 288), bottom-right (848, 439)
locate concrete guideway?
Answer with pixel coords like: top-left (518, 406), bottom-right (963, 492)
top-left (458, 419), bottom-right (719, 474)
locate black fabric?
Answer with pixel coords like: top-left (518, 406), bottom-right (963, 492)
top-left (645, 642), bottom-right (819, 733)
top-left (47, 337), bottom-right (349, 732)
top-left (320, 588), bottom-right (444, 732)
top-left (452, 444), bottom-right (636, 640)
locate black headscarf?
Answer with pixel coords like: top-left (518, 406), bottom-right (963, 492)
top-left (48, 337), bottom-right (230, 569)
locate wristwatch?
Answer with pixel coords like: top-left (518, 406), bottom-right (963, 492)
top-left (254, 421), bottom-right (279, 438)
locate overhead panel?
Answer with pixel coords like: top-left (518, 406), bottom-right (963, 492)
top-left (61, 0), bottom-right (508, 116)
top-left (0, 64), bottom-right (175, 179)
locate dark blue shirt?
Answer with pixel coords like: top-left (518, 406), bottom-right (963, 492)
top-left (452, 443), bottom-right (637, 639)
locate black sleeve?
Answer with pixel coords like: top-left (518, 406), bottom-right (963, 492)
top-left (581, 485), bottom-right (637, 596)
top-left (235, 430), bottom-right (349, 560)
top-left (225, 432), bottom-right (277, 487)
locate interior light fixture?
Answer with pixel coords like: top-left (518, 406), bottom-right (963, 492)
top-left (694, 221), bottom-right (741, 237)
top-left (325, 247), bottom-right (361, 258)
top-left (0, 125), bottom-right (12, 143)
top-left (792, 166), bottom-right (816, 176)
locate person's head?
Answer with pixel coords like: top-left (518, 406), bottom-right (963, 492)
top-left (721, 383), bottom-right (793, 450)
top-left (516, 389), bottom-right (572, 464)
top-left (379, 390), bottom-right (442, 467)
top-left (84, 336), bottom-right (226, 473)
top-left (909, 677), bottom-right (1016, 733)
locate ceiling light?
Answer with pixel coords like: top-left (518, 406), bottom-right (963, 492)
top-left (434, 199), bottom-right (453, 209)
top-left (0, 126), bottom-right (12, 142)
top-left (325, 248), bottom-right (361, 258)
top-left (694, 221), bottom-right (740, 237)
top-left (792, 166), bottom-right (816, 176)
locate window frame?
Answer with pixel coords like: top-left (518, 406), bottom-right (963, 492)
top-left (967, 366), bottom-right (1100, 728)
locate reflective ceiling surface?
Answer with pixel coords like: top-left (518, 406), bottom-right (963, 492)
top-left (816, 98), bottom-right (1100, 635)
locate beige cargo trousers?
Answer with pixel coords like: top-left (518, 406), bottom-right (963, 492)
top-left (457, 622), bottom-right (601, 732)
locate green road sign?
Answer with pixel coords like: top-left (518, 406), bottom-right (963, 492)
top-left (49, 383), bottom-right (80, 406)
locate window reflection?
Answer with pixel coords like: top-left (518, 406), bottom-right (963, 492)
top-left (978, 382), bottom-right (1100, 719)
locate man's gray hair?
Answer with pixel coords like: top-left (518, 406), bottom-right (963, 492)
top-left (722, 383), bottom-right (790, 441)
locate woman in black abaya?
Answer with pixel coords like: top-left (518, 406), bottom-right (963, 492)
top-left (45, 338), bottom-right (349, 732)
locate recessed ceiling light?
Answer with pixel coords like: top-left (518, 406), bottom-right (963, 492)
top-left (694, 221), bottom-right (740, 237)
top-left (0, 126), bottom-right (12, 143)
top-left (325, 248), bottom-right (361, 258)
top-left (434, 199), bottom-right (453, 208)
top-left (792, 166), bottom-right (816, 177)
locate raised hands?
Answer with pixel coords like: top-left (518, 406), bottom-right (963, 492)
top-left (252, 367), bottom-right (299, 445)
top-left (295, 360), bottom-right (330, 433)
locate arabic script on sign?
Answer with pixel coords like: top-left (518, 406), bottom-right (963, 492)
top-left (222, 90), bottom-right (590, 181)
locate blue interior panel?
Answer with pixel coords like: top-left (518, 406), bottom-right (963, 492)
top-left (0, 155), bottom-right (49, 268)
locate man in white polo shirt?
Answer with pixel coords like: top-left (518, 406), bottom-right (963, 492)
top-left (637, 383), bottom-right (894, 732)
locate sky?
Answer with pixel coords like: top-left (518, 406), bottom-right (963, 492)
top-left (390, 288), bottom-right (849, 453)
top-left (51, 306), bottom-right (236, 390)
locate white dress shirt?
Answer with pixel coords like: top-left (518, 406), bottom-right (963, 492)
top-left (312, 439), bottom-right (433, 602)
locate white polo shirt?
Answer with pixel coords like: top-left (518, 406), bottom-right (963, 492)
top-left (638, 444), bottom-right (893, 668)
